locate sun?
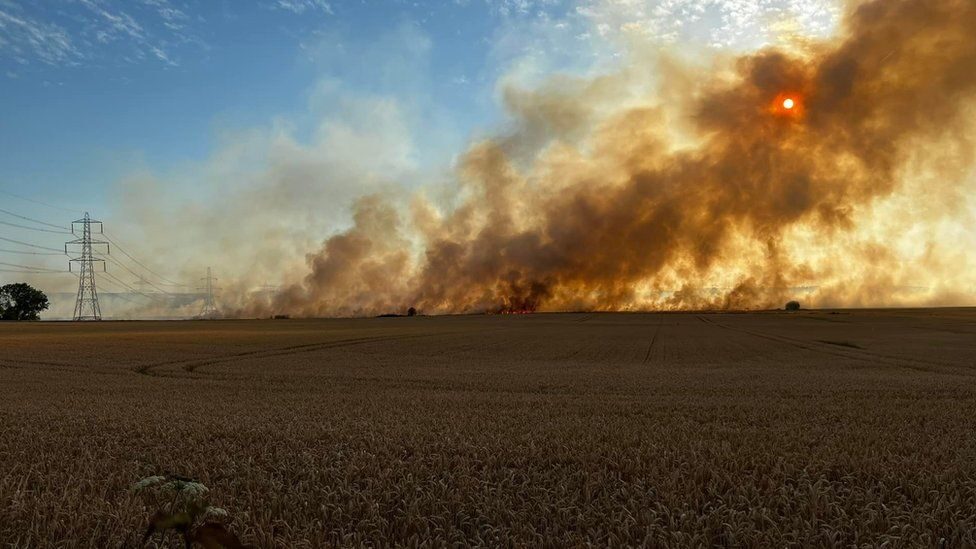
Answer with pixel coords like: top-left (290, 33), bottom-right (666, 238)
top-left (771, 93), bottom-right (803, 118)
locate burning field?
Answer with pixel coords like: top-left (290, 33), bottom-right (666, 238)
top-left (2, 310), bottom-right (976, 546)
top-left (228, 0), bottom-right (976, 318)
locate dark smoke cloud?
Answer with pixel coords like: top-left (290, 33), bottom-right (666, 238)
top-left (256, 0), bottom-right (976, 317)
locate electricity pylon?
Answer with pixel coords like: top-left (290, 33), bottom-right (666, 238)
top-left (66, 212), bottom-right (109, 321)
top-left (198, 267), bottom-right (220, 319)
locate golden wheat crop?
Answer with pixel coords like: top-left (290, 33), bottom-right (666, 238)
top-left (2, 311), bottom-right (976, 547)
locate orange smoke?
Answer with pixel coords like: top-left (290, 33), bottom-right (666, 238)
top-left (247, 0), bottom-right (976, 317)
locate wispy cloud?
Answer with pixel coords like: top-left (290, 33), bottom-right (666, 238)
top-left (141, 0), bottom-right (191, 31)
top-left (0, 0), bottom-right (350, 68)
top-left (0, 4), bottom-right (81, 65)
top-left (271, 0), bottom-right (334, 15)
top-left (0, 0), bottom-right (197, 67)
top-left (79, 0), bottom-right (146, 43)
top-left (486, 0), bottom-right (562, 17)
top-left (575, 0), bottom-right (840, 49)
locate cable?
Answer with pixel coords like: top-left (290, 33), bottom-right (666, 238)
top-left (0, 187), bottom-right (81, 215)
top-left (94, 274), bottom-right (128, 291)
top-left (0, 213), bottom-right (189, 294)
top-left (102, 271), bottom-right (168, 303)
top-left (95, 252), bottom-right (174, 295)
top-left (0, 208), bottom-right (71, 230)
top-left (101, 233), bottom-right (185, 286)
top-left (95, 278), bottom-right (144, 305)
top-left (0, 249), bottom-right (66, 256)
top-left (0, 219), bottom-right (72, 234)
top-left (0, 269), bottom-right (69, 274)
top-left (0, 260), bottom-right (64, 272)
top-left (101, 274), bottom-right (177, 309)
top-left (0, 237), bottom-right (64, 252)
top-left (103, 291), bottom-right (142, 305)
top-left (102, 271), bottom-right (152, 296)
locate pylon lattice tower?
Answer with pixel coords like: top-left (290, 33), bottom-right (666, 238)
top-left (198, 267), bottom-right (220, 319)
top-left (66, 212), bottom-right (109, 321)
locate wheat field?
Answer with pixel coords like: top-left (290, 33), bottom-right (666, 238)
top-left (2, 310), bottom-right (976, 547)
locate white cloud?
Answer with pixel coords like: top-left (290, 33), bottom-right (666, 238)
top-left (140, 0), bottom-right (190, 30)
top-left (0, 6), bottom-right (80, 65)
top-left (486, 0), bottom-right (562, 17)
top-left (272, 0), bottom-right (334, 15)
top-left (79, 0), bottom-right (146, 42)
top-left (574, 0), bottom-right (841, 50)
top-left (0, 0), bottom-right (198, 67)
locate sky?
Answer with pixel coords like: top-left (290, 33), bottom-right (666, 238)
top-left (0, 0), bottom-right (863, 317)
top-left (0, 0), bottom-right (840, 205)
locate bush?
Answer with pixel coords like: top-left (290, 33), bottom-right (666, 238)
top-left (407, 307), bottom-right (417, 317)
top-left (785, 301), bottom-right (801, 311)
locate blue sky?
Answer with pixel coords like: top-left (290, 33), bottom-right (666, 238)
top-left (1, 0), bottom-right (565, 209)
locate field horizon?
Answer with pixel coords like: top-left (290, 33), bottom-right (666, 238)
top-left (24, 305), bottom-right (976, 323)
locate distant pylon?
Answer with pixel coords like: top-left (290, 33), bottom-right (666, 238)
top-left (66, 212), bottom-right (109, 321)
top-left (198, 267), bottom-right (220, 318)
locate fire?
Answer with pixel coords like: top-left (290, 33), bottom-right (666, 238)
top-left (255, 0), bottom-right (976, 318)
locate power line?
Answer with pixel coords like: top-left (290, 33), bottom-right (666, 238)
top-left (96, 274), bottom-right (130, 292)
top-left (0, 187), bottom-right (81, 215)
top-left (3, 210), bottom-right (187, 289)
top-left (101, 271), bottom-right (139, 293)
top-left (95, 252), bottom-right (174, 295)
top-left (0, 248), bottom-right (66, 256)
top-left (102, 232), bottom-right (184, 286)
top-left (97, 249), bottom-right (187, 291)
top-left (103, 290), bottom-right (143, 305)
top-left (0, 210), bottom-right (193, 312)
top-left (0, 207), bottom-right (71, 230)
top-left (96, 276), bottom-right (150, 305)
top-left (0, 237), bottom-right (64, 252)
top-left (102, 271), bottom-right (168, 303)
top-left (95, 275), bottom-right (124, 291)
top-left (0, 260), bottom-right (64, 272)
top-left (0, 219), bottom-right (72, 234)
top-left (0, 269), bottom-right (69, 274)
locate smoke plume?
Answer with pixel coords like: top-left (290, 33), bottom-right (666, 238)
top-left (252, 0), bottom-right (976, 317)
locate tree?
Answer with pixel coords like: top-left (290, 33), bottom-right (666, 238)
top-left (0, 283), bottom-right (49, 321)
top-left (785, 300), bottom-right (801, 311)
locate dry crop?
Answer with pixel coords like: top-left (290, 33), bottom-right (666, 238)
top-left (2, 310), bottom-right (976, 547)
